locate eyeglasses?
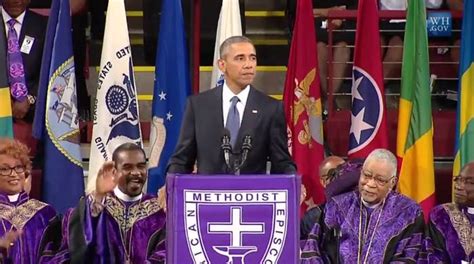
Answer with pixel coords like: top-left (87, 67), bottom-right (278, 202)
top-left (0, 165), bottom-right (26, 176)
top-left (360, 170), bottom-right (394, 186)
top-left (453, 176), bottom-right (474, 186)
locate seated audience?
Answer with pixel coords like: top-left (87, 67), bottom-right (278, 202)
top-left (0, 138), bottom-right (60, 263)
top-left (380, 0), bottom-right (444, 85)
top-left (301, 149), bottom-right (425, 263)
top-left (312, 0), bottom-right (358, 110)
top-left (43, 143), bottom-right (166, 263)
top-left (421, 161), bottom-right (474, 263)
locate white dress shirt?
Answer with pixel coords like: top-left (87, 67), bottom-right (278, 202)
top-left (2, 7), bottom-right (26, 38)
top-left (222, 82), bottom-right (250, 127)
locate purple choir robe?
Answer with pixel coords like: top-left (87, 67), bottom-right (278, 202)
top-left (0, 192), bottom-right (59, 264)
top-left (421, 203), bottom-right (474, 263)
top-left (41, 193), bottom-right (166, 264)
top-left (301, 191), bottom-right (425, 263)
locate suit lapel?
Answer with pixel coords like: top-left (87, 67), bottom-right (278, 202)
top-left (212, 85), bottom-right (225, 133)
top-left (236, 86), bottom-right (260, 149)
top-left (19, 10), bottom-right (28, 48)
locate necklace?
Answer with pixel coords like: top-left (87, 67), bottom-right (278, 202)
top-left (357, 199), bottom-right (384, 264)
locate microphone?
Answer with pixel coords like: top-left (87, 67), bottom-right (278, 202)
top-left (233, 134), bottom-right (252, 175)
top-left (240, 135), bottom-right (252, 167)
top-left (221, 129), bottom-right (233, 171)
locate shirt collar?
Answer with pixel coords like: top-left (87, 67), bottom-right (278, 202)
top-left (222, 82), bottom-right (250, 107)
top-left (113, 186), bottom-right (142, 202)
top-left (361, 198), bottom-right (383, 209)
top-left (0, 191), bottom-right (28, 205)
top-left (8, 193), bottom-right (19, 202)
top-left (467, 207), bottom-right (474, 215)
top-left (2, 7), bottom-right (26, 26)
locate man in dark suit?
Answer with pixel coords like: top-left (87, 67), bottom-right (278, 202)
top-left (167, 36), bottom-right (296, 175)
top-left (1, 0), bottom-right (47, 154)
top-left (2, 0), bottom-right (47, 122)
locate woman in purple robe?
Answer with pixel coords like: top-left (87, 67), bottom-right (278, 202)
top-left (41, 143), bottom-right (166, 263)
top-left (421, 161), bottom-right (474, 263)
top-left (301, 149), bottom-right (425, 263)
top-left (0, 138), bottom-right (60, 264)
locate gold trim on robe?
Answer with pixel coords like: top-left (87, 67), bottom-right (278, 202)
top-left (443, 203), bottom-right (474, 256)
top-left (0, 199), bottom-right (48, 229)
top-left (105, 195), bottom-right (161, 232)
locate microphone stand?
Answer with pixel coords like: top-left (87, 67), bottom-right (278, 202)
top-left (233, 135), bottom-right (252, 175)
top-left (221, 134), bottom-right (233, 172)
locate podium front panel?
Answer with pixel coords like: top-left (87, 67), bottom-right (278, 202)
top-left (167, 174), bottom-right (300, 263)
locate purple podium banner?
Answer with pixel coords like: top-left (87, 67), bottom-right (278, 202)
top-left (166, 174), bottom-right (301, 264)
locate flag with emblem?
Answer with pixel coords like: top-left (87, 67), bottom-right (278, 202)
top-left (396, 0), bottom-right (435, 220)
top-left (210, 0), bottom-right (242, 88)
top-left (348, 0), bottom-right (388, 159)
top-left (87, 0), bottom-right (142, 193)
top-left (283, 0), bottom-right (325, 205)
top-left (454, 0), bottom-right (474, 183)
top-left (147, 0), bottom-right (191, 193)
top-left (32, 0), bottom-right (84, 213)
top-left (0, 20), bottom-right (12, 138)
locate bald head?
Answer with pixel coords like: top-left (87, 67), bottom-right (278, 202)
top-left (461, 162), bottom-right (474, 175)
top-left (319, 156), bottom-right (345, 187)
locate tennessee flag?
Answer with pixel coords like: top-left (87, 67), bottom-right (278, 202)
top-left (348, 0), bottom-right (388, 158)
top-left (283, 0), bottom-right (325, 205)
top-left (396, 0), bottom-right (435, 220)
top-left (453, 0), bottom-right (474, 180)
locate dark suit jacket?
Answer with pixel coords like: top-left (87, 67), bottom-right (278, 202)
top-left (19, 10), bottom-right (48, 99)
top-left (1, 10), bottom-right (47, 121)
top-left (167, 85), bottom-right (296, 175)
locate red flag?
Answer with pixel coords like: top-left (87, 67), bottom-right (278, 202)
top-left (348, 0), bottom-right (388, 158)
top-left (283, 0), bottom-right (325, 205)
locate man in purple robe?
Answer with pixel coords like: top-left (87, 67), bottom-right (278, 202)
top-left (0, 138), bottom-right (60, 264)
top-left (422, 161), bottom-right (474, 263)
top-left (301, 149), bottom-right (425, 263)
top-left (42, 143), bottom-right (166, 263)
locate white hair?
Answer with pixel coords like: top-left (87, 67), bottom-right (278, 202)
top-left (364, 149), bottom-right (397, 178)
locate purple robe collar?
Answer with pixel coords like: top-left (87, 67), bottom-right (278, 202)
top-left (0, 191), bottom-right (29, 205)
top-left (442, 204), bottom-right (473, 258)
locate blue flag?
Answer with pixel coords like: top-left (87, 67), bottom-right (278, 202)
top-left (33, 0), bottom-right (84, 213)
top-left (147, 0), bottom-right (191, 193)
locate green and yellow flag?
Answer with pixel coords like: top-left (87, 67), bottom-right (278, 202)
top-left (0, 22), bottom-right (13, 138)
top-left (0, 87), bottom-right (12, 138)
top-left (396, 0), bottom-right (435, 219)
top-left (454, 0), bottom-right (474, 180)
